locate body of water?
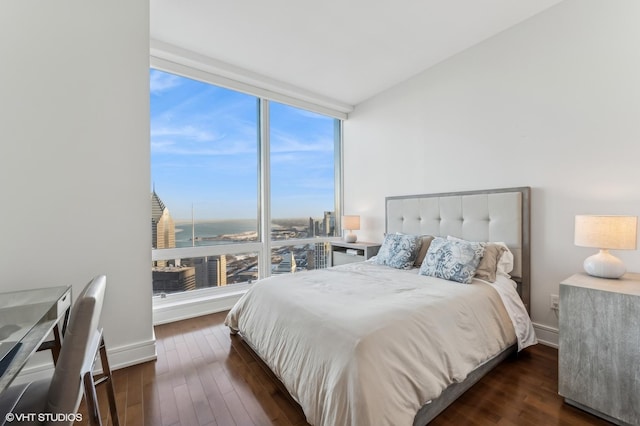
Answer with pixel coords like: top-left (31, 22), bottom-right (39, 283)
top-left (173, 218), bottom-right (311, 248)
top-left (174, 219), bottom-right (257, 248)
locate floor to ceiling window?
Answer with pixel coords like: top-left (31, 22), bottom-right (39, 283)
top-left (269, 101), bottom-right (340, 275)
top-left (150, 68), bottom-right (342, 297)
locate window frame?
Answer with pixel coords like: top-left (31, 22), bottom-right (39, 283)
top-left (150, 60), bottom-right (344, 308)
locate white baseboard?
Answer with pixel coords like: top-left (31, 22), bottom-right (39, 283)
top-left (153, 290), bottom-right (244, 325)
top-left (107, 337), bottom-right (157, 370)
top-left (532, 322), bottom-right (559, 348)
top-left (12, 337), bottom-right (157, 385)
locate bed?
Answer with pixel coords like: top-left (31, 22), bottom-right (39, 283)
top-left (225, 187), bottom-right (536, 425)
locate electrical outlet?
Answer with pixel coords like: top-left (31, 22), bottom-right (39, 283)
top-left (550, 294), bottom-right (559, 310)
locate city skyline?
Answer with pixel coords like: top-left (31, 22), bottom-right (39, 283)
top-left (151, 190), bottom-right (336, 294)
top-left (152, 188), bottom-right (337, 249)
top-left (150, 69), bottom-right (337, 221)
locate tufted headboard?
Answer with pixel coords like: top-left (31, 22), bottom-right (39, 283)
top-left (386, 187), bottom-right (531, 311)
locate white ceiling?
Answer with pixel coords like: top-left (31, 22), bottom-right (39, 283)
top-left (150, 0), bottom-right (563, 107)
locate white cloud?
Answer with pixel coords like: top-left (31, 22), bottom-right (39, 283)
top-left (270, 130), bottom-right (333, 153)
top-left (150, 140), bottom-right (175, 150)
top-left (151, 125), bottom-right (218, 142)
top-left (151, 137), bottom-right (256, 156)
top-left (150, 71), bottom-right (182, 94)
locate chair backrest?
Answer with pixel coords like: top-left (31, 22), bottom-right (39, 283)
top-left (46, 275), bottom-right (106, 419)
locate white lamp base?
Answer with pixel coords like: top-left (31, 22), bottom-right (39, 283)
top-left (344, 232), bottom-right (357, 243)
top-left (583, 249), bottom-right (626, 279)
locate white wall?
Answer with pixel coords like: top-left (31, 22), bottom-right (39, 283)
top-left (0, 1), bottom-right (154, 370)
top-left (344, 0), bottom-right (640, 344)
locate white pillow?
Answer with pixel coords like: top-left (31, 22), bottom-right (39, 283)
top-left (493, 242), bottom-right (514, 275)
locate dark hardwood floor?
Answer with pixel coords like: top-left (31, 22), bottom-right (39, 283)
top-left (77, 312), bottom-right (611, 426)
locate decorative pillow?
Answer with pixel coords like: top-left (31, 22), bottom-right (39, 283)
top-left (446, 236), bottom-right (513, 282)
top-left (413, 235), bottom-right (434, 267)
top-left (374, 233), bottom-right (422, 269)
top-left (419, 237), bottom-right (485, 284)
top-left (474, 243), bottom-right (506, 282)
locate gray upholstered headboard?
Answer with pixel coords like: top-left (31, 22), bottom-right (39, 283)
top-left (385, 187), bottom-right (531, 312)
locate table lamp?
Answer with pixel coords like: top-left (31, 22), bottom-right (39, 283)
top-left (574, 215), bottom-right (637, 279)
top-left (342, 215), bottom-right (360, 243)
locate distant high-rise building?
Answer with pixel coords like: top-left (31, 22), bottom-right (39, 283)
top-left (207, 255), bottom-right (227, 286)
top-left (323, 211), bottom-right (336, 236)
top-left (306, 248), bottom-right (316, 270)
top-left (151, 190), bottom-right (176, 250)
top-left (151, 190), bottom-right (176, 267)
top-left (314, 242), bottom-right (330, 269)
top-left (181, 257), bottom-right (206, 288)
top-left (180, 255), bottom-right (227, 287)
top-left (152, 265), bottom-right (196, 294)
top-left (275, 252), bottom-right (297, 273)
top-left (308, 217), bottom-right (315, 237)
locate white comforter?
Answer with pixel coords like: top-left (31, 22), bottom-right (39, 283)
top-left (225, 262), bottom-right (536, 426)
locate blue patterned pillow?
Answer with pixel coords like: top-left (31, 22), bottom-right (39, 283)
top-left (418, 237), bottom-right (485, 284)
top-left (373, 233), bottom-right (422, 269)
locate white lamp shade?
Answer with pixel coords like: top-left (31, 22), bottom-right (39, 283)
top-left (574, 215), bottom-right (637, 250)
top-left (342, 215), bottom-right (360, 243)
top-left (575, 215), bottom-right (638, 279)
top-left (342, 215), bottom-right (360, 231)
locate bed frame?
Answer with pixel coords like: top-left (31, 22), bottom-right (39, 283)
top-left (385, 186), bottom-right (531, 425)
top-left (235, 186), bottom-right (531, 425)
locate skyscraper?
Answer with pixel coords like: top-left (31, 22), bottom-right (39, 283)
top-left (314, 242), bottom-right (330, 269)
top-left (308, 217), bottom-right (315, 237)
top-left (152, 265), bottom-right (196, 294)
top-left (151, 190), bottom-right (175, 249)
top-left (151, 190), bottom-right (175, 267)
top-left (323, 211), bottom-right (336, 237)
top-left (181, 255), bottom-right (227, 288)
top-left (207, 255), bottom-right (227, 286)
top-left (275, 252), bottom-right (297, 273)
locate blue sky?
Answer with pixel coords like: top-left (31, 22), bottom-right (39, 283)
top-left (150, 69), bottom-right (336, 221)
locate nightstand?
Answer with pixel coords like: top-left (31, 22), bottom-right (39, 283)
top-left (330, 241), bottom-right (381, 266)
top-left (558, 272), bottom-right (640, 425)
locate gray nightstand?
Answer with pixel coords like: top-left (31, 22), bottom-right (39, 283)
top-left (558, 272), bottom-right (640, 425)
top-left (330, 241), bottom-right (381, 266)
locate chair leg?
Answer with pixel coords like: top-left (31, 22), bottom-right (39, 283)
top-left (36, 323), bottom-right (63, 364)
top-left (97, 336), bottom-right (120, 426)
top-left (51, 324), bottom-right (62, 364)
top-left (83, 372), bottom-right (102, 426)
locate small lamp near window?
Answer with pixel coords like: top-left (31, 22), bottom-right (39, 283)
top-left (574, 215), bottom-right (637, 279)
top-left (342, 215), bottom-right (360, 243)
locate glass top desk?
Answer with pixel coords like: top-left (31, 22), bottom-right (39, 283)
top-left (0, 286), bottom-right (72, 393)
